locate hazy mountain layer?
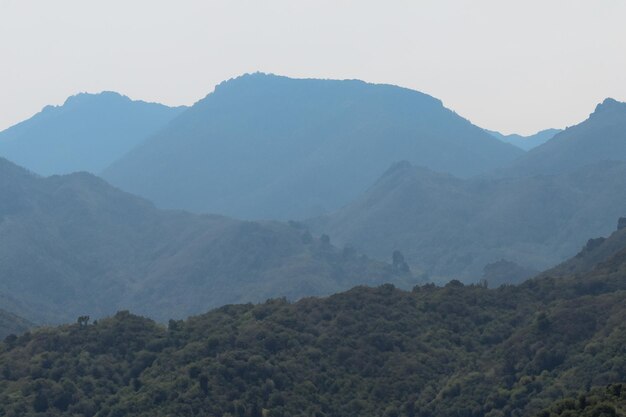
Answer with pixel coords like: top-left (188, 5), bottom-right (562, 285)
top-left (310, 160), bottom-right (626, 281)
top-left (486, 128), bottom-right (561, 150)
top-left (1, 237), bottom-right (626, 417)
top-left (541, 218), bottom-right (626, 279)
top-left (0, 92), bottom-right (185, 175)
top-left (0, 158), bottom-right (415, 324)
top-left (0, 308), bottom-right (32, 340)
top-left (501, 98), bottom-right (626, 177)
top-left (103, 73), bottom-right (522, 220)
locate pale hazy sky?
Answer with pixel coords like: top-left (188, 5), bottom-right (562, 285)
top-left (1, 0), bottom-right (625, 135)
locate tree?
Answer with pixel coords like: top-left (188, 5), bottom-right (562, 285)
top-left (77, 316), bottom-right (90, 327)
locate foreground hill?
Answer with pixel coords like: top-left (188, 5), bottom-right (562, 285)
top-left (538, 384), bottom-right (626, 417)
top-left (502, 98), bottom-right (626, 177)
top-left (1, 239), bottom-right (626, 417)
top-left (486, 128), bottom-right (561, 151)
top-left (0, 157), bottom-right (414, 324)
top-left (310, 161), bottom-right (626, 280)
top-left (103, 73), bottom-right (522, 220)
top-left (0, 92), bottom-right (185, 175)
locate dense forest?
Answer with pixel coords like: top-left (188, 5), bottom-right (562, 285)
top-left (538, 384), bottom-right (626, 417)
top-left (1, 238), bottom-right (625, 417)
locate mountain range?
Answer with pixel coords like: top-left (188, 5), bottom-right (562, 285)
top-left (0, 157), bottom-right (415, 324)
top-left (486, 128), bottom-right (561, 151)
top-left (310, 160), bottom-right (626, 280)
top-left (0, 75), bottom-right (624, 301)
top-left (0, 92), bottom-right (185, 176)
top-left (102, 73), bottom-right (523, 220)
top-left (500, 98), bottom-right (626, 177)
top-left (0, 73), bottom-right (625, 416)
top-left (310, 98), bottom-right (626, 281)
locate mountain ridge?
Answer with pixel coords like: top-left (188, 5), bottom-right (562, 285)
top-left (0, 157), bottom-right (417, 324)
top-left (309, 159), bottom-right (626, 280)
top-left (498, 97), bottom-right (626, 177)
top-left (103, 72), bottom-right (523, 220)
top-left (486, 128), bottom-right (561, 150)
top-left (0, 92), bottom-right (186, 176)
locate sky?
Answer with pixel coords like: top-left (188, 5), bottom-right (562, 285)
top-left (1, 0), bottom-right (625, 135)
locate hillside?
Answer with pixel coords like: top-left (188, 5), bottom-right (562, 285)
top-left (540, 217), bottom-right (626, 278)
top-left (486, 128), bottom-right (561, 151)
top-left (103, 73), bottom-right (522, 220)
top-left (1, 240), bottom-right (626, 416)
top-left (538, 384), bottom-right (626, 417)
top-left (0, 92), bottom-right (185, 175)
top-left (501, 98), bottom-right (626, 177)
top-left (0, 308), bottom-right (32, 340)
top-left (309, 160), bottom-right (626, 281)
top-left (0, 157), bottom-right (415, 324)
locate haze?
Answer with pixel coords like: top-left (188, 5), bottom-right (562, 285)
top-left (1, 0), bottom-right (626, 135)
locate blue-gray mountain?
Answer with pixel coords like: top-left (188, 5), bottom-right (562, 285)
top-left (0, 157), bottom-right (416, 324)
top-left (310, 98), bottom-right (626, 281)
top-left (0, 92), bottom-right (186, 175)
top-left (309, 160), bottom-right (626, 281)
top-left (486, 128), bottom-right (561, 150)
top-left (0, 308), bottom-right (32, 340)
top-left (102, 73), bottom-right (523, 220)
top-left (500, 98), bottom-right (626, 176)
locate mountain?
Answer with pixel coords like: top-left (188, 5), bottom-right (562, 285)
top-left (0, 157), bottom-right (416, 324)
top-left (502, 98), bottom-right (626, 177)
top-left (482, 260), bottom-right (539, 287)
top-left (103, 73), bottom-right (523, 220)
top-left (309, 160), bottom-right (626, 281)
top-left (540, 217), bottom-right (626, 278)
top-left (0, 92), bottom-right (185, 176)
top-left (486, 128), bottom-right (561, 150)
top-left (1, 236), bottom-right (626, 417)
top-left (0, 308), bottom-right (32, 339)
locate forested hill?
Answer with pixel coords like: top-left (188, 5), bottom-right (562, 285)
top-left (538, 384), bottom-right (626, 417)
top-left (1, 240), bottom-right (626, 417)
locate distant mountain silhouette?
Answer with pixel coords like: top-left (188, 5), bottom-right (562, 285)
top-left (103, 73), bottom-right (522, 220)
top-left (486, 128), bottom-right (561, 150)
top-left (0, 157), bottom-right (416, 324)
top-left (0, 92), bottom-right (185, 175)
top-left (501, 98), bottom-right (626, 176)
top-left (310, 160), bottom-right (626, 281)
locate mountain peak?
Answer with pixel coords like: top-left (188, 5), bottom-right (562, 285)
top-left (592, 97), bottom-right (626, 116)
top-left (383, 160), bottom-right (413, 176)
top-left (62, 91), bottom-right (129, 107)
